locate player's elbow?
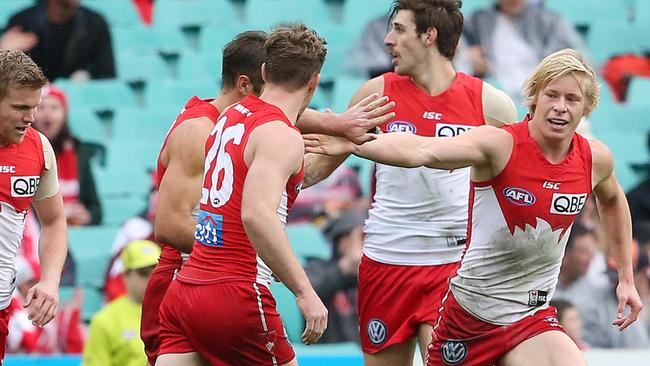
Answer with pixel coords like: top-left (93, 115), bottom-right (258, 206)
top-left (153, 215), bottom-right (175, 244)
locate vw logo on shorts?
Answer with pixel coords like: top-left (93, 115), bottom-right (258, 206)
top-left (441, 340), bottom-right (468, 365)
top-left (367, 319), bottom-right (387, 345)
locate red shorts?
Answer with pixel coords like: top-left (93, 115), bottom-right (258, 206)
top-left (358, 255), bottom-right (460, 353)
top-left (0, 307), bottom-right (8, 364)
top-left (158, 280), bottom-right (295, 366)
top-left (141, 263), bottom-right (178, 365)
top-left (427, 291), bottom-right (565, 366)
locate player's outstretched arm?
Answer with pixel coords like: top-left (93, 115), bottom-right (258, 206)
top-left (155, 118), bottom-right (214, 253)
top-left (305, 124), bottom-right (506, 171)
top-left (591, 140), bottom-right (643, 331)
top-left (242, 122), bottom-right (328, 345)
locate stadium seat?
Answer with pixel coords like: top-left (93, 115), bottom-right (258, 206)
top-left (345, 155), bottom-right (374, 196)
top-left (143, 79), bottom-right (219, 109)
top-left (101, 196), bottom-right (148, 226)
top-left (244, 0), bottom-right (332, 30)
top-left (0, 0), bottom-right (30, 30)
top-left (116, 51), bottom-right (171, 83)
top-left (111, 107), bottom-right (178, 143)
top-left (110, 25), bottom-right (189, 56)
top-left (545, 0), bottom-right (629, 29)
top-left (153, 0), bottom-right (239, 29)
top-left (286, 223), bottom-right (331, 261)
top-left (67, 107), bottom-right (106, 145)
top-left (331, 76), bottom-right (366, 113)
top-left (270, 282), bottom-right (303, 343)
top-left (82, 287), bottom-right (106, 323)
top-left (68, 226), bottom-right (118, 288)
top-left (56, 79), bottom-right (138, 112)
top-left (626, 77), bottom-right (650, 106)
top-left (341, 0), bottom-right (393, 36)
top-left (598, 133), bottom-right (648, 190)
top-left (84, 0), bottom-right (142, 28)
top-left (589, 103), bottom-right (650, 136)
top-left (587, 21), bottom-right (649, 65)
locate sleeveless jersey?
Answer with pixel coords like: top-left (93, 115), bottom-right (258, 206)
top-left (451, 121), bottom-right (593, 325)
top-left (0, 128), bottom-right (45, 309)
top-left (153, 97), bottom-right (220, 266)
top-left (364, 72), bottom-right (485, 265)
top-left (177, 94), bottom-right (304, 287)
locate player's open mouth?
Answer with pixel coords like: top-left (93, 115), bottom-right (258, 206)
top-left (15, 126), bottom-right (28, 135)
top-left (548, 118), bottom-right (568, 128)
top-left (390, 52), bottom-right (399, 64)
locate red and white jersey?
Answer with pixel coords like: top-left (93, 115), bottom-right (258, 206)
top-left (451, 121), bottom-right (593, 325)
top-left (153, 97), bottom-right (220, 266)
top-left (0, 128), bottom-right (47, 309)
top-left (365, 72), bottom-right (485, 265)
top-left (178, 95), bottom-right (304, 287)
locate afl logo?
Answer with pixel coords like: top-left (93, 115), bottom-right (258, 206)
top-left (503, 187), bottom-right (536, 206)
top-left (441, 340), bottom-right (468, 365)
top-left (367, 319), bottom-right (387, 345)
top-left (387, 121), bottom-right (417, 134)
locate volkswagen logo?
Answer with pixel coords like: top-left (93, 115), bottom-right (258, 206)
top-left (367, 319), bottom-right (387, 345)
top-left (441, 340), bottom-right (468, 365)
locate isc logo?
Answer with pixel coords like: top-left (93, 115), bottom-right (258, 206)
top-left (504, 187), bottom-right (536, 206)
top-left (422, 111), bottom-right (442, 120)
top-left (10, 176), bottom-right (40, 197)
top-left (436, 123), bottom-right (473, 138)
top-left (387, 121), bottom-right (417, 134)
top-left (550, 193), bottom-right (587, 215)
top-left (0, 166), bottom-right (16, 174)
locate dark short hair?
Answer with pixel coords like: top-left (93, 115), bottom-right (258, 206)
top-left (264, 23), bottom-right (327, 91)
top-left (390, 0), bottom-right (464, 60)
top-left (550, 298), bottom-right (574, 321)
top-left (0, 50), bottom-right (48, 100)
top-left (221, 31), bottom-right (267, 95)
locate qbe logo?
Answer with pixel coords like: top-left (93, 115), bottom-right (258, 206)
top-left (441, 340), bottom-right (468, 365)
top-left (436, 123), bottom-right (473, 138)
top-left (367, 319), bottom-right (387, 345)
top-left (550, 193), bottom-right (587, 215)
top-left (10, 176), bottom-right (40, 197)
top-left (387, 121), bottom-right (417, 134)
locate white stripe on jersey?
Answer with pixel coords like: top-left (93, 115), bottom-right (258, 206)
top-left (253, 282), bottom-right (278, 366)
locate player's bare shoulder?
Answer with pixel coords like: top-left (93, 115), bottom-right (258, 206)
top-left (588, 138), bottom-right (615, 187)
top-left (481, 81), bottom-right (518, 127)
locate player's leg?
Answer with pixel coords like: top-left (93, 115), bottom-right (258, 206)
top-left (498, 331), bottom-right (586, 366)
top-left (364, 338), bottom-right (417, 366)
top-left (417, 323), bottom-right (434, 361)
top-left (155, 352), bottom-right (208, 366)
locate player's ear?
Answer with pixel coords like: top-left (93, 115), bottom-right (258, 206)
top-left (307, 73), bottom-right (320, 92)
top-left (261, 63), bottom-right (268, 82)
top-left (236, 74), bottom-right (253, 96)
top-left (424, 26), bottom-right (437, 46)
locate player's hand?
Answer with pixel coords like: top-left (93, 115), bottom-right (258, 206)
top-left (24, 279), bottom-right (59, 327)
top-left (296, 290), bottom-right (328, 345)
top-left (612, 281), bottom-right (643, 331)
top-left (333, 93), bottom-right (395, 144)
top-left (0, 26), bottom-right (38, 52)
top-left (303, 133), bottom-right (358, 156)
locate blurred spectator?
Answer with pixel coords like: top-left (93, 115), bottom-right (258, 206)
top-left (342, 14), bottom-right (392, 79)
top-left (626, 132), bottom-right (650, 224)
top-left (550, 299), bottom-right (589, 350)
top-left (304, 209), bottom-right (365, 343)
top-left (0, 0), bottom-right (115, 81)
top-left (462, 0), bottom-right (588, 104)
top-left (601, 54), bottom-right (650, 102)
top-left (82, 240), bottom-right (160, 366)
top-left (555, 222), bottom-right (600, 301)
top-left (289, 165), bottom-right (363, 224)
top-left (34, 84), bottom-right (102, 226)
top-left (7, 257), bottom-right (84, 354)
top-left (104, 189), bottom-right (159, 302)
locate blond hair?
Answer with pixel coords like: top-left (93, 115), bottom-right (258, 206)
top-left (523, 48), bottom-right (599, 116)
top-left (0, 50), bottom-right (48, 100)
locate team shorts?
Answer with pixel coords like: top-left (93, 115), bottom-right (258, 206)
top-left (141, 262), bottom-right (179, 365)
top-left (358, 255), bottom-right (460, 353)
top-left (158, 280), bottom-right (295, 366)
top-left (427, 291), bottom-right (565, 366)
top-left (0, 307), bottom-right (8, 364)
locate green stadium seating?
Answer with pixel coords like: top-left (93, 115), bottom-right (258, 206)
top-left (110, 25), bottom-right (189, 56)
top-left (244, 0), bottom-right (332, 30)
top-left (287, 223), bottom-right (331, 261)
top-left (56, 79), bottom-right (138, 112)
top-left (67, 107), bottom-right (106, 145)
top-left (587, 21), bottom-right (650, 65)
top-left (111, 107), bottom-right (178, 143)
top-left (143, 79), bottom-right (219, 109)
top-left (82, 287), bottom-right (106, 323)
top-left (545, 0), bottom-right (629, 29)
top-left (589, 103), bottom-right (650, 136)
top-left (68, 226), bottom-right (118, 287)
top-left (598, 133), bottom-right (648, 190)
top-left (153, 0), bottom-right (239, 29)
top-left (270, 282), bottom-right (303, 343)
top-left (116, 51), bottom-right (171, 83)
top-left (344, 155), bottom-right (374, 196)
top-left (0, 0), bottom-right (30, 29)
top-left (626, 77), bottom-right (650, 106)
top-left (341, 0), bottom-right (393, 36)
top-left (85, 0), bottom-right (142, 28)
top-left (101, 196), bottom-right (148, 226)
top-left (331, 76), bottom-right (366, 113)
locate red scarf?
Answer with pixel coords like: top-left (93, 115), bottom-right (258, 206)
top-left (56, 139), bottom-right (80, 204)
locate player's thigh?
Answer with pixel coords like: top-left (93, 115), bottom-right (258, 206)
top-left (364, 338), bottom-right (417, 366)
top-left (155, 352), bottom-right (208, 366)
top-left (498, 331), bottom-right (586, 366)
top-left (417, 323), bottom-right (433, 361)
